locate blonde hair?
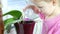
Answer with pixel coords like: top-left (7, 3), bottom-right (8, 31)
top-left (31, 0), bottom-right (60, 6)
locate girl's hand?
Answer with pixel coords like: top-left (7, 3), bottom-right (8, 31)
top-left (23, 5), bottom-right (41, 14)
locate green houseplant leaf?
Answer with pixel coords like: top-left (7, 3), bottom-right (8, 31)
top-left (4, 18), bottom-right (15, 29)
top-left (4, 18), bottom-right (15, 33)
top-left (3, 10), bottom-right (22, 20)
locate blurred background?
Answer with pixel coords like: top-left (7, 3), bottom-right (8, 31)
top-left (2, 0), bottom-right (28, 20)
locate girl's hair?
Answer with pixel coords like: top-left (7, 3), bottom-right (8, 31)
top-left (31, 0), bottom-right (59, 3)
top-left (31, 0), bottom-right (60, 6)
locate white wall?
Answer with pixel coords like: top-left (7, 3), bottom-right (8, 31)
top-left (2, 0), bottom-right (28, 20)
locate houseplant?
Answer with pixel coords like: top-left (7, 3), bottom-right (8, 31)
top-left (3, 10), bottom-right (35, 34)
top-left (3, 10), bottom-right (22, 33)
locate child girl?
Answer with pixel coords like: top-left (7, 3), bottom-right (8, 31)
top-left (24, 0), bottom-right (60, 34)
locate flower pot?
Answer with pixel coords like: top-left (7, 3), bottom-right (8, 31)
top-left (14, 21), bottom-right (35, 34)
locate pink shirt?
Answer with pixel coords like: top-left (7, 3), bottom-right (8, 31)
top-left (39, 12), bottom-right (60, 34)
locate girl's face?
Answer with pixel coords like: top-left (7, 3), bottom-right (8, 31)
top-left (31, 0), bottom-right (56, 16)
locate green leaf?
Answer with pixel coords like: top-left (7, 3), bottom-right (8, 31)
top-left (3, 10), bottom-right (22, 20)
top-left (6, 25), bottom-right (12, 33)
top-left (4, 18), bottom-right (15, 29)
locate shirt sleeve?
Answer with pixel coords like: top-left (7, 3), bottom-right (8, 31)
top-left (48, 20), bottom-right (60, 34)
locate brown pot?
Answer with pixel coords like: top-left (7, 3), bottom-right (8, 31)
top-left (14, 21), bottom-right (35, 34)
